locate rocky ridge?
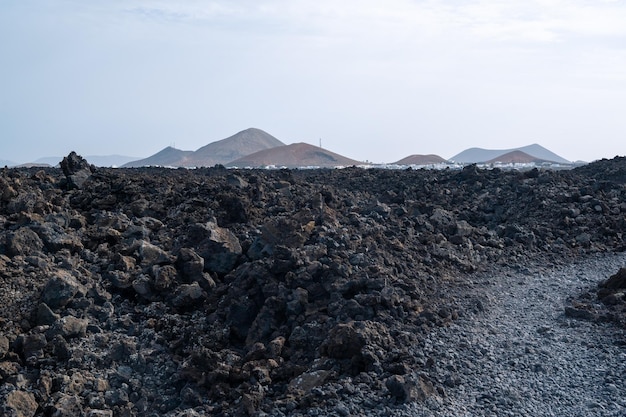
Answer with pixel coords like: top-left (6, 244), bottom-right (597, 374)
top-left (0, 153), bottom-right (625, 416)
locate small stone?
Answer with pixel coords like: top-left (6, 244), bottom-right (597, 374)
top-left (4, 390), bottom-right (38, 417)
top-left (151, 264), bottom-right (178, 292)
top-left (41, 270), bottom-right (85, 310)
top-left (267, 336), bottom-right (286, 358)
top-left (171, 282), bottom-right (207, 307)
top-left (7, 228), bottom-right (44, 257)
top-left (137, 240), bottom-right (174, 266)
top-left (48, 316), bottom-right (88, 339)
top-left (94, 378), bottom-right (110, 392)
top-left (21, 333), bottom-right (47, 363)
top-left (335, 404), bottom-right (350, 416)
top-left (0, 334), bottom-right (9, 358)
top-left (50, 393), bottom-right (83, 417)
top-left (536, 325), bottom-right (551, 335)
top-left (187, 222), bottom-right (242, 274)
top-left (288, 370), bottom-right (332, 393)
top-left (36, 303), bottom-right (60, 326)
top-left (132, 275), bottom-right (153, 298)
top-left (385, 374), bottom-right (435, 403)
top-left (50, 335), bottom-right (71, 361)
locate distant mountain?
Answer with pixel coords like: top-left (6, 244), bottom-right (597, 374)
top-left (123, 128), bottom-right (285, 168)
top-left (394, 154), bottom-right (448, 165)
top-left (183, 128), bottom-right (285, 167)
top-left (1, 159), bottom-right (17, 167)
top-left (123, 147), bottom-right (194, 168)
top-left (227, 143), bottom-right (364, 168)
top-left (486, 150), bottom-right (552, 164)
top-left (32, 157), bottom-right (62, 166)
top-left (15, 163), bottom-right (53, 168)
top-left (450, 144), bottom-right (570, 164)
top-left (85, 155), bottom-right (142, 167)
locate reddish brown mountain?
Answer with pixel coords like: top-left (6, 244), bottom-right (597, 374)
top-left (394, 154), bottom-right (447, 165)
top-left (226, 143), bottom-right (364, 168)
top-left (486, 150), bottom-right (551, 164)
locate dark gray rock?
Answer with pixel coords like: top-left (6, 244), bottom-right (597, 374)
top-left (105, 270), bottom-right (133, 290)
top-left (186, 221), bottom-right (242, 274)
top-left (171, 282), bottom-right (207, 308)
top-left (135, 240), bottom-right (175, 267)
top-left (60, 152), bottom-right (95, 189)
top-left (386, 374), bottom-right (435, 402)
top-left (33, 223), bottom-right (83, 253)
top-left (176, 247), bottom-right (205, 282)
top-left (19, 333), bottom-right (47, 364)
top-left (47, 316), bottom-right (88, 339)
top-left (601, 267), bottom-right (626, 290)
top-left (41, 271), bottom-right (85, 310)
top-left (321, 320), bottom-right (393, 362)
top-left (6, 227), bottom-right (44, 257)
top-left (36, 302), bottom-right (60, 325)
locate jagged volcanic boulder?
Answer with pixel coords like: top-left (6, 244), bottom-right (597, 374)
top-left (183, 221), bottom-right (242, 274)
top-left (41, 270), bottom-right (86, 310)
top-left (60, 151), bottom-right (95, 189)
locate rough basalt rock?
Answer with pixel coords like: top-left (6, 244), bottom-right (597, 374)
top-left (184, 221), bottom-right (242, 274)
top-left (41, 270), bottom-right (85, 310)
top-left (1, 154), bottom-right (626, 415)
top-left (2, 390), bottom-right (39, 417)
top-left (60, 151), bottom-right (95, 189)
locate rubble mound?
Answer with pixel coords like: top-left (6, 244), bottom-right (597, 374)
top-left (1, 156), bottom-right (626, 416)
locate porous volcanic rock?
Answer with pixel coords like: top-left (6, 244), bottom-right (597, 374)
top-left (0, 156), bottom-right (625, 415)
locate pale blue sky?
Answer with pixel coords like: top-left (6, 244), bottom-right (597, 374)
top-left (1, 0), bottom-right (625, 164)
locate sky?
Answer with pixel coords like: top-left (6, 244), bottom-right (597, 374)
top-left (1, 0), bottom-right (625, 164)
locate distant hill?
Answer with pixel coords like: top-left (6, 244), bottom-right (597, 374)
top-left (486, 150), bottom-right (550, 164)
top-left (183, 128), bottom-right (285, 167)
top-left (32, 157), bottom-right (62, 166)
top-left (450, 144), bottom-right (570, 164)
top-left (15, 163), bottom-right (53, 168)
top-left (85, 155), bottom-right (142, 167)
top-left (123, 128), bottom-right (285, 168)
top-left (227, 143), bottom-right (364, 168)
top-left (1, 159), bottom-right (17, 167)
top-left (394, 154), bottom-right (448, 165)
top-left (123, 147), bottom-right (194, 168)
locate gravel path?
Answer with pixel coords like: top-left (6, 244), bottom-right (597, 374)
top-left (408, 253), bottom-right (626, 417)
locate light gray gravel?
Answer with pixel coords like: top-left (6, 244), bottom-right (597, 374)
top-left (408, 252), bottom-right (626, 417)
